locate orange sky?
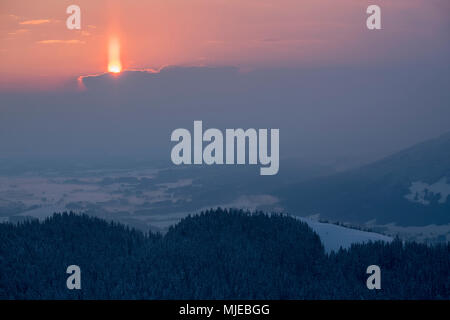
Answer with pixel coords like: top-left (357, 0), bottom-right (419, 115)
top-left (0, 0), bottom-right (449, 90)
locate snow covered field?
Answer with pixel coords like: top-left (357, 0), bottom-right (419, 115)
top-left (297, 217), bottom-right (392, 253)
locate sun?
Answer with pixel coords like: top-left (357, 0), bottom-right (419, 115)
top-left (108, 64), bottom-right (121, 73)
top-left (108, 37), bottom-right (122, 74)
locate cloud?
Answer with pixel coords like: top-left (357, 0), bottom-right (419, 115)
top-left (8, 29), bottom-right (29, 35)
top-left (0, 65), bottom-right (449, 166)
top-left (37, 40), bottom-right (85, 44)
top-left (20, 19), bottom-right (51, 25)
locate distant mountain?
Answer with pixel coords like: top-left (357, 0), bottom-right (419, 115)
top-left (279, 132), bottom-right (450, 226)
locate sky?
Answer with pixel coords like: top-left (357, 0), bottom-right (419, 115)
top-left (0, 0), bottom-right (449, 167)
top-left (0, 0), bottom-right (449, 90)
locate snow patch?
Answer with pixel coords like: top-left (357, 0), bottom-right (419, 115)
top-left (297, 217), bottom-right (392, 253)
top-left (405, 177), bottom-right (450, 205)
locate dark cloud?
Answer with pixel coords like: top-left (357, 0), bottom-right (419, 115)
top-left (1, 65), bottom-right (449, 166)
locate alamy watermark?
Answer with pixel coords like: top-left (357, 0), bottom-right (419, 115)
top-left (170, 121), bottom-right (279, 176)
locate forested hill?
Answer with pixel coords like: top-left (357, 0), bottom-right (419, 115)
top-left (0, 209), bottom-right (448, 299)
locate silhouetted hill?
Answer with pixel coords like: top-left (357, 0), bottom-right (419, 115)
top-left (279, 132), bottom-right (450, 226)
top-left (0, 210), bottom-right (448, 299)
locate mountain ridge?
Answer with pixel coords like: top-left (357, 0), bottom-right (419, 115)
top-left (279, 131), bottom-right (450, 226)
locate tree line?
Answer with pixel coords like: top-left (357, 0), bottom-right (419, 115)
top-left (0, 209), bottom-right (448, 299)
